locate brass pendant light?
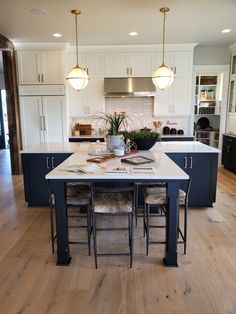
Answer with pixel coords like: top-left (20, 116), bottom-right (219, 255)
top-left (67, 9), bottom-right (89, 91)
top-left (152, 7), bottom-right (175, 90)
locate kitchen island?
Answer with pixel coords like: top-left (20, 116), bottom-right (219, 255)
top-left (46, 149), bottom-right (189, 267)
top-left (21, 141), bottom-right (219, 207)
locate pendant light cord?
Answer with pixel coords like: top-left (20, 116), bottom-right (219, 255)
top-left (162, 11), bottom-right (166, 66)
top-left (75, 12), bottom-right (79, 67)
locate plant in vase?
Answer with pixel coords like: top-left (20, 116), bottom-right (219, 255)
top-left (121, 128), bottom-right (160, 150)
top-left (98, 112), bottom-right (130, 152)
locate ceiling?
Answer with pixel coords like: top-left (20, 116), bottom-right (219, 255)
top-left (0, 0), bottom-right (236, 48)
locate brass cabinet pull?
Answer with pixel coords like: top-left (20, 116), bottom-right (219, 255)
top-left (127, 68), bottom-right (129, 75)
top-left (130, 67), bottom-right (132, 75)
top-left (38, 74), bottom-right (41, 82)
top-left (41, 74), bottom-right (44, 82)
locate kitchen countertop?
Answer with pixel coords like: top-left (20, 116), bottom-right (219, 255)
top-left (161, 134), bottom-right (194, 138)
top-left (46, 150), bottom-right (188, 181)
top-left (69, 135), bottom-right (104, 139)
top-left (21, 141), bottom-right (220, 154)
top-left (152, 141), bottom-right (220, 153)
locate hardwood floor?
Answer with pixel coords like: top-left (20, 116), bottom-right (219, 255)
top-left (0, 149), bottom-right (236, 314)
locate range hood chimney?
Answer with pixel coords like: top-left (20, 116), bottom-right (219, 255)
top-left (104, 77), bottom-right (156, 97)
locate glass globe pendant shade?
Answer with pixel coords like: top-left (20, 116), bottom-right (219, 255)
top-left (152, 64), bottom-right (174, 90)
top-left (67, 66), bottom-right (89, 91)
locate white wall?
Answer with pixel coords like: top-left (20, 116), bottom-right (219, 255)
top-left (193, 46), bottom-right (231, 65)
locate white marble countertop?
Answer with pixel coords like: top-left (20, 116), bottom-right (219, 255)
top-left (21, 141), bottom-right (220, 154)
top-left (161, 134), bottom-right (195, 138)
top-left (46, 150), bottom-right (189, 181)
top-left (69, 135), bottom-right (104, 138)
top-left (151, 141), bottom-right (220, 153)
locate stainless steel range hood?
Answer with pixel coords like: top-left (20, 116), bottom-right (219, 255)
top-left (104, 77), bottom-right (155, 97)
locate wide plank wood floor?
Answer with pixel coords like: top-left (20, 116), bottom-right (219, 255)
top-left (0, 149), bottom-right (236, 314)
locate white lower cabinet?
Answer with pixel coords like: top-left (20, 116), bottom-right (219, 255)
top-left (20, 96), bottom-right (65, 148)
top-left (68, 78), bottom-right (104, 117)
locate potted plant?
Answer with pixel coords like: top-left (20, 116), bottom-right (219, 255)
top-left (121, 128), bottom-right (160, 150)
top-left (98, 112), bottom-right (130, 152)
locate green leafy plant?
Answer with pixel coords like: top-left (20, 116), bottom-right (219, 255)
top-left (121, 128), bottom-right (160, 140)
top-left (121, 128), bottom-right (160, 150)
top-left (98, 112), bottom-right (130, 135)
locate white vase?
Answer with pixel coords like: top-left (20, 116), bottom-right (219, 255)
top-left (106, 135), bottom-right (124, 152)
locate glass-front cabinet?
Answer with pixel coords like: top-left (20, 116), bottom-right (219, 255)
top-left (228, 54), bottom-right (236, 114)
top-left (194, 71), bottom-right (223, 148)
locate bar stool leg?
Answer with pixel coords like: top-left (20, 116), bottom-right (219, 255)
top-left (146, 204), bottom-right (150, 256)
top-left (92, 213), bottom-right (98, 269)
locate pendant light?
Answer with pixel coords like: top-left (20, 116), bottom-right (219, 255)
top-left (67, 9), bottom-right (89, 91)
top-left (152, 7), bottom-right (174, 90)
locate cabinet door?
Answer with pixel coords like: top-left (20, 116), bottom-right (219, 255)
top-left (171, 76), bottom-right (191, 114)
top-left (166, 153), bottom-right (218, 207)
top-left (173, 52), bottom-right (192, 76)
top-left (23, 154), bottom-right (50, 205)
top-left (154, 76), bottom-right (191, 115)
top-left (40, 51), bottom-right (64, 84)
top-left (104, 53), bottom-right (127, 77)
top-left (42, 96), bottom-right (65, 142)
top-left (19, 96), bottom-right (43, 148)
top-left (222, 136), bottom-right (231, 168)
top-left (188, 153), bottom-right (217, 206)
top-left (85, 53), bottom-right (104, 78)
top-left (17, 51), bottom-right (40, 84)
top-left (128, 53), bottom-right (154, 77)
top-left (85, 79), bottom-right (105, 115)
top-left (68, 85), bottom-right (86, 117)
top-left (22, 153), bottom-right (72, 205)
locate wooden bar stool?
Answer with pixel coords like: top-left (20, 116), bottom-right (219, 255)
top-left (91, 184), bottom-right (135, 268)
top-left (48, 182), bottom-right (92, 255)
top-left (143, 180), bottom-right (191, 255)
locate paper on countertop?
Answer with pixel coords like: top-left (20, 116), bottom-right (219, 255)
top-left (131, 167), bottom-right (156, 175)
top-left (104, 166), bottom-right (130, 174)
top-left (60, 163), bottom-right (103, 174)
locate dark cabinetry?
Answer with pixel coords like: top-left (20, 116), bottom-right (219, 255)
top-left (167, 153), bottom-right (218, 207)
top-left (22, 153), bottom-right (72, 205)
top-left (222, 135), bottom-right (236, 173)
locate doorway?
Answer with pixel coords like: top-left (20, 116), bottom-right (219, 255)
top-left (0, 89), bottom-right (9, 149)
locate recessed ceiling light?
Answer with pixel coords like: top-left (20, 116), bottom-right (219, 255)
top-left (30, 8), bottom-right (48, 16)
top-left (221, 28), bottom-right (231, 34)
top-left (129, 32), bottom-right (138, 36)
top-left (53, 33), bottom-right (62, 38)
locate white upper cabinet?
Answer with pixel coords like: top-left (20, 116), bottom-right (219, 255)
top-left (17, 50), bottom-right (65, 84)
top-left (83, 53), bottom-right (104, 78)
top-left (154, 51), bottom-right (193, 77)
top-left (68, 79), bottom-right (104, 117)
top-left (104, 52), bottom-right (154, 77)
top-left (67, 52), bottom-right (104, 78)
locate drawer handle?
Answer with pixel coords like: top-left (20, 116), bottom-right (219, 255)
top-left (184, 156), bottom-right (188, 169)
top-left (46, 157), bottom-right (50, 169)
top-left (41, 74), bottom-right (44, 82)
top-left (51, 157), bottom-right (55, 168)
top-left (38, 74), bottom-right (41, 82)
top-left (189, 157), bottom-right (193, 169)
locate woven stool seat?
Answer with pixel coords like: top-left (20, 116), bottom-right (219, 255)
top-left (144, 188), bottom-right (186, 205)
top-left (94, 192), bottom-right (133, 214)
